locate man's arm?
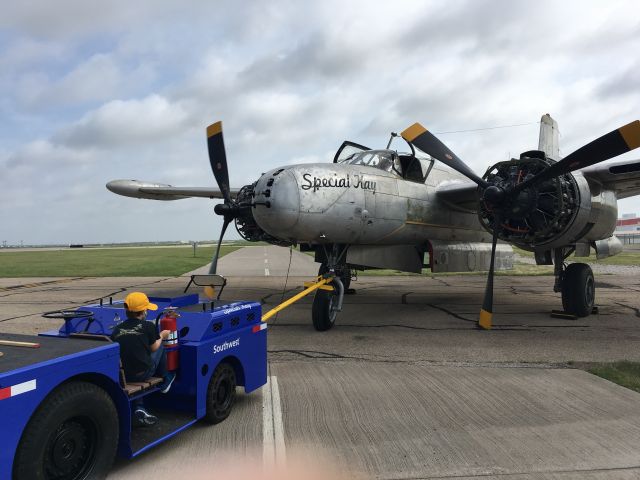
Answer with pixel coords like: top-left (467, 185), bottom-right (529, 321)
top-left (150, 330), bottom-right (170, 352)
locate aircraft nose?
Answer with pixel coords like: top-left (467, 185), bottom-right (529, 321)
top-left (253, 168), bottom-right (300, 234)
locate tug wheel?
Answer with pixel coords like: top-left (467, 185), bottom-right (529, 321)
top-left (205, 363), bottom-right (236, 424)
top-left (561, 263), bottom-right (595, 317)
top-left (312, 284), bottom-right (339, 331)
top-left (13, 381), bottom-right (118, 480)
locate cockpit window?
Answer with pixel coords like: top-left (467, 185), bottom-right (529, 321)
top-left (334, 141), bottom-right (370, 163)
top-left (339, 150), bottom-right (402, 175)
top-left (334, 143), bottom-right (434, 183)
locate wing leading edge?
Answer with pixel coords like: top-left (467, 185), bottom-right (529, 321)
top-left (106, 179), bottom-right (237, 201)
top-left (434, 180), bottom-right (478, 212)
top-left (581, 159), bottom-right (640, 199)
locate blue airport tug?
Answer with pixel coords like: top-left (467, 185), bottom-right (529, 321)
top-left (0, 293), bottom-right (267, 480)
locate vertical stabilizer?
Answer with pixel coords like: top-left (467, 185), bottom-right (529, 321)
top-left (538, 114), bottom-right (560, 160)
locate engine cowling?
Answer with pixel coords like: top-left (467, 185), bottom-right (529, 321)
top-left (234, 183), bottom-right (292, 246)
top-left (478, 151), bottom-right (599, 251)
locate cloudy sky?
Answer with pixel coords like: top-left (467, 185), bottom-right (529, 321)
top-left (1, 0), bottom-right (639, 245)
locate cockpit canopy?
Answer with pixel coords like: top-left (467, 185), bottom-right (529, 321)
top-left (340, 150), bottom-right (397, 172)
top-left (333, 141), bottom-right (433, 183)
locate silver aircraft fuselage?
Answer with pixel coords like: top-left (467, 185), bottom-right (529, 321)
top-left (251, 162), bottom-right (493, 246)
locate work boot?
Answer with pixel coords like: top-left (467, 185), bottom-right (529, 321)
top-left (134, 407), bottom-right (158, 426)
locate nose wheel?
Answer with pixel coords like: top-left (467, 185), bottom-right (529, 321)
top-left (312, 276), bottom-right (344, 331)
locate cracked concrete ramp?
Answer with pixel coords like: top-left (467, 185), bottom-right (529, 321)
top-left (274, 361), bottom-right (640, 479)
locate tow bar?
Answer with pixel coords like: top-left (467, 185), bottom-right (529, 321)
top-left (261, 274), bottom-right (344, 322)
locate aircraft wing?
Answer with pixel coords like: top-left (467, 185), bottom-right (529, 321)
top-left (580, 159), bottom-right (640, 199)
top-left (435, 158), bottom-right (640, 212)
top-left (106, 180), bottom-right (239, 201)
top-left (434, 180), bottom-right (478, 212)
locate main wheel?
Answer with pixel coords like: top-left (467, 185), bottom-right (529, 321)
top-left (13, 381), bottom-right (118, 480)
top-left (312, 284), bottom-right (339, 331)
top-left (561, 263), bottom-right (595, 317)
top-left (204, 363), bottom-right (236, 424)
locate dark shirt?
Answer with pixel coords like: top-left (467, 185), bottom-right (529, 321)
top-left (111, 318), bottom-right (159, 380)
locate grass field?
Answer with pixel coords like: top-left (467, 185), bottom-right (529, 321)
top-left (514, 247), bottom-right (640, 266)
top-left (3, 243), bottom-right (639, 278)
top-left (576, 362), bottom-right (640, 394)
top-left (0, 245), bottom-right (239, 277)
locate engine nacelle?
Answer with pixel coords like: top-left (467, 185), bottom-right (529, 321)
top-left (234, 183), bottom-right (292, 247)
top-left (478, 151), bottom-right (615, 252)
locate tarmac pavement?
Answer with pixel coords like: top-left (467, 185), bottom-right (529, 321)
top-left (2, 246), bottom-right (640, 479)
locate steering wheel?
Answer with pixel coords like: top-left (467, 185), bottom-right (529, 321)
top-left (42, 309), bottom-right (95, 319)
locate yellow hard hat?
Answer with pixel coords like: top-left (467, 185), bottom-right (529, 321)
top-left (124, 292), bottom-right (158, 312)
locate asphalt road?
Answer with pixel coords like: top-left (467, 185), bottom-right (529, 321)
top-left (2, 246), bottom-right (640, 479)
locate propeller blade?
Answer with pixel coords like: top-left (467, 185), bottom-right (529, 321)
top-left (208, 217), bottom-right (231, 275)
top-left (207, 121), bottom-right (231, 203)
top-left (401, 123), bottom-right (488, 188)
top-left (513, 120), bottom-right (640, 194)
top-left (478, 218), bottom-right (499, 330)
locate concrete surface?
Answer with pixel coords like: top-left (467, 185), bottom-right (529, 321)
top-left (2, 246), bottom-right (640, 479)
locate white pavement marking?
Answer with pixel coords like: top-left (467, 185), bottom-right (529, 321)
top-left (265, 268), bottom-right (270, 276)
top-left (262, 376), bottom-right (286, 468)
top-left (264, 259), bottom-right (268, 264)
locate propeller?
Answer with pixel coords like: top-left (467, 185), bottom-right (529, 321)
top-left (512, 120), bottom-right (640, 195)
top-left (203, 120), bottom-right (258, 301)
top-left (478, 215), bottom-right (499, 330)
top-left (402, 119), bottom-right (640, 329)
top-left (206, 121), bottom-right (233, 278)
top-left (207, 122), bottom-right (232, 204)
top-left (401, 123), bottom-right (489, 188)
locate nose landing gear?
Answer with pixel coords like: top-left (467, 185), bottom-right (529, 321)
top-left (318, 263), bottom-right (354, 293)
top-left (312, 276), bottom-right (344, 331)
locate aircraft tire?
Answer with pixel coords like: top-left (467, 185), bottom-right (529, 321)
top-left (205, 362), bottom-right (237, 424)
top-left (13, 381), bottom-right (118, 480)
top-left (561, 263), bottom-right (595, 317)
top-left (312, 287), bottom-right (338, 331)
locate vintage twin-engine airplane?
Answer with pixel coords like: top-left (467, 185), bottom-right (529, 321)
top-left (107, 115), bottom-right (640, 331)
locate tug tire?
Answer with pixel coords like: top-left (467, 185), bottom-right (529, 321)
top-left (205, 363), bottom-right (236, 424)
top-left (13, 381), bottom-right (118, 480)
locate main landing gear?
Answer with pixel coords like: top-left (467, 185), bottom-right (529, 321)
top-left (552, 248), bottom-right (595, 317)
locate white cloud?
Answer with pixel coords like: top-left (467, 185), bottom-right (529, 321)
top-left (2, 0), bottom-right (640, 244)
top-left (19, 54), bottom-right (156, 109)
top-left (54, 94), bottom-right (192, 148)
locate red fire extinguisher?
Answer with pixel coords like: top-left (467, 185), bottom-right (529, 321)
top-left (159, 308), bottom-right (180, 371)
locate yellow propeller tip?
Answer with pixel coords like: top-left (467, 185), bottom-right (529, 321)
top-left (619, 120), bottom-right (640, 150)
top-left (206, 121), bottom-right (222, 138)
top-left (478, 309), bottom-right (492, 330)
top-left (401, 123), bottom-right (427, 142)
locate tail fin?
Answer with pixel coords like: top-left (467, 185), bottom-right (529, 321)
top-left (538, 114), bottom-right (560, 160)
